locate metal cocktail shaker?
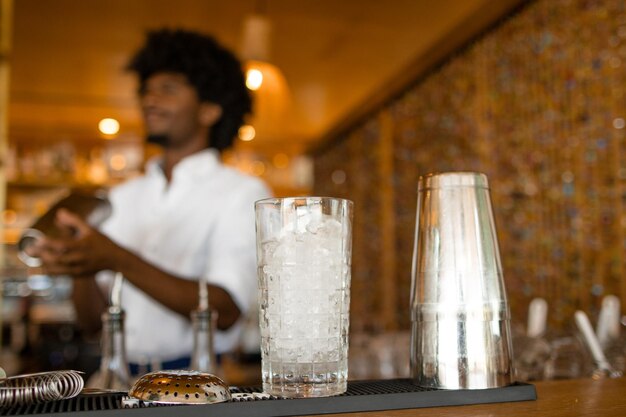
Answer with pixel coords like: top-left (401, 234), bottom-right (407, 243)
top-left (410, 172), bottom-right (513, 389)
top-left (17, 190), bottom-right (112, 267)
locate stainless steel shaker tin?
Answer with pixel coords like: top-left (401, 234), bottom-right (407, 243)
top-left (410, 172), bottom-right (514, 389)
top-left (417, 171), bottom-right (489, 190)
top-left (17, 190), bottom-right (112, 267)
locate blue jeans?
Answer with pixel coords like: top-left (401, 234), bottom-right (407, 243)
top-left (128, 356), bottom-right (191, 376)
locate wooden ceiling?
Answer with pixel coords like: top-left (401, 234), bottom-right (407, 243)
top-left (7, 0), bottom-right (519, 157)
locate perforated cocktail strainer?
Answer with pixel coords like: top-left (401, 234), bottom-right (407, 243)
top-left (128, 370), bottom-right (231, 405)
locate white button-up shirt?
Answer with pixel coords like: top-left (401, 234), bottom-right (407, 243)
top-left (97, 149), bottom-right (271, 362)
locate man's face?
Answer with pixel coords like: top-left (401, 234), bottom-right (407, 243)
top-left (139, 72), bottom-right (205, 148)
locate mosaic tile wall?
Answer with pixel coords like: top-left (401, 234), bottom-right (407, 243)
top-left (314, 0), bottom-right (626, 331)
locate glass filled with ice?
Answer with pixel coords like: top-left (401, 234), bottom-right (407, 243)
top-left (255, 197), bottom-right (353, 398)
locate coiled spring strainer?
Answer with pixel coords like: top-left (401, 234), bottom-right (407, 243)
top-left (0, 370), bottom-right (84, 407)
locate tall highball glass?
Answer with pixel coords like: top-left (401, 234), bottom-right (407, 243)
top-left (255, 197), bottom-right (353, 398)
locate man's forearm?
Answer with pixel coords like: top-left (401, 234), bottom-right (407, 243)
top-left (111, 246), bottom-right (241, 329)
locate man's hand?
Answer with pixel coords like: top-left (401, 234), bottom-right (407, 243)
top-left (32, 209), bottom-right (241, 328)
top-left (34, 209), bottom-right (119, 277)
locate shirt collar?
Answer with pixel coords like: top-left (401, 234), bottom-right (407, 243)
top-left (145, 148), bottom-right (221, 182)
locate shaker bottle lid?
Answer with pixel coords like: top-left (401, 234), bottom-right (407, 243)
top-left (418, 172), bottom-right (489, 190)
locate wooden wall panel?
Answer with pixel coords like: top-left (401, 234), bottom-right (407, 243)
top-left (314, 0), bottom-right (626, 331)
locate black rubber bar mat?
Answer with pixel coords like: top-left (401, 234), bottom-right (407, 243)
top-left (0, 378), bottom-right (537, 416)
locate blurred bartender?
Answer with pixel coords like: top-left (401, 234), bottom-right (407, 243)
top-left (32, 28), bottom-right (271, 372)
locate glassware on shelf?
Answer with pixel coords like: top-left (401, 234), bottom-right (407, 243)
top-left (526, 298), bottom-right (548, 339)
top-left (543, 332), bottom-right (590, 380)
top-left (347, 332), bottom-right (370, 380)
top-left (596, 295), bottom-right (625, 373)
top-left (348, 331), bottom-right (411, 381)
top-left (575, 310), bottom-right (622, 379)
top-left (513, 298), bottom-right (551, 381)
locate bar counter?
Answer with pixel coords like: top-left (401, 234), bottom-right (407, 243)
top-left (314, 376), bottom-right (626, 417)
top-left (3, 375), bottom-right (625, 416)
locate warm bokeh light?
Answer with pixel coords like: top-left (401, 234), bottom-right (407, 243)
top-left (272, 153), bottom-right (290, 169)
top-left (2, 209), bottom-right (17, 225)
top-left (109, 154), bottom-right (127, 171)
top-left (246, 68), bottom-right (264, 90)
top-left (98, 118), bottom-right (120, 136)
top-left (238, 124), bottom-right (256, 141)
top-left (251, 160), bottom-right (266, 176)
top-left (242, 61), bottom-right (291, 141)
top-left (331, 169), bottom-right (347, 185)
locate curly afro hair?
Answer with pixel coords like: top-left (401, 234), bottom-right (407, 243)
top-left (127, 28), bottom-right (251, 152)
